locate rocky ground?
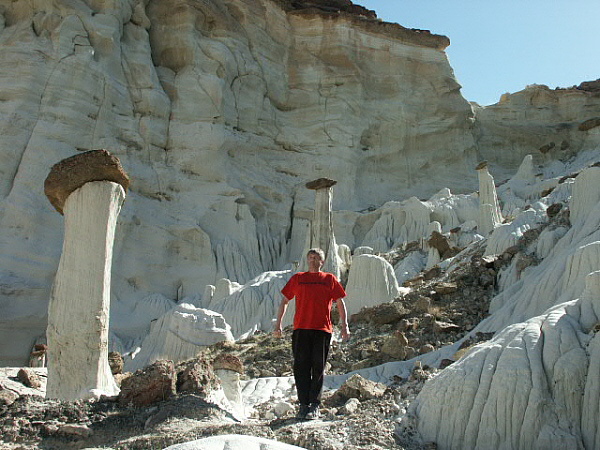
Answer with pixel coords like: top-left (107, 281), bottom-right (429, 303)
top-left (1, 231), bottom-right (549, 450)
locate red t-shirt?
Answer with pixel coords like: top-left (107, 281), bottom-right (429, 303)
top-left (281, 271), bottom-right (346, 333)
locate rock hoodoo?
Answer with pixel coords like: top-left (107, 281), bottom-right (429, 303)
top-left (476, 161), bottom-right (503, 236)
top-left (305, 177), bottom-right (342, 277)
top-left (44, 150), bottom-right (128, 401)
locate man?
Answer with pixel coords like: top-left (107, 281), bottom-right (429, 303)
top-left (274, 248), bottom-right (350, 420)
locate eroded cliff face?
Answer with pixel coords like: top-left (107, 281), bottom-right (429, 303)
top-left (475, 82), bottom-right (600, 180)
top-left (0, 0), bottom-right (598, 365)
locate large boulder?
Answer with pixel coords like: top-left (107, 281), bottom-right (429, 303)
top-left (345, 254), bottom-right (405, 316)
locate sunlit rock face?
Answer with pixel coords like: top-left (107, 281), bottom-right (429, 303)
top-left (0, 0), bottom-right (598, 365)
top-left (474, 82), bottom-right (600, 180)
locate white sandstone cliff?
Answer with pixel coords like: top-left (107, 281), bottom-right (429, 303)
top-left (0, 0), bottom-right (598, 373)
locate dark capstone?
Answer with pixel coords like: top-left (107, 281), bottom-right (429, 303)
top-left (44, 149), bottom-right (129, 215)
top-left (428, 231), bottom-right (450, 256)
top-left (305, 178), bottom-right (337, 190)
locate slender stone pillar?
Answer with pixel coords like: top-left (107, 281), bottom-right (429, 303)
top-left (44, 150), bottom-right (129, 401)
top-left (304, 178), bottom-right (341, 277)
top-left (476, 161), bottom-right (503, 236)
top-left (213, 354), bottom-right (245, 419)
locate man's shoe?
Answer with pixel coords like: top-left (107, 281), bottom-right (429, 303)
top-left (296, 404), bottom-right (309, 419)
top-left (305, 403), bottom-right (320, 420)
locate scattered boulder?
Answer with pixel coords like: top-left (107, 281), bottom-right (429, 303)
top-left (367, 302), bottom-right (408, 325)
top-left (58, 424), bottom-right (92, 438)
top-left (118, 360), bottom-right (176, 407)
top-left (176, 357), bottom-right (220, 396)
top-left (273, 401), bottom-right (294, 418)
top-left (397, 318), bottom-right (416, 332)
top-left (414, 296), bottom-right (431, 313)
top-left (439, 359), bottom-right (454, 369)
top-left (17, 368), bottom-right (41, 389)
top-left (339, 398), bottom-right (361, 415)
top-left (433, 282), bottom-right (458, 295)
top-left (381, 332), bottom-right (409, 359)
top-left (432, 321), bottom-right (461, 334)
top-left (419, 344), bottom-right (435, 354)
top-left (108, 352), bottom-right (124, 375)
top-left (423, 266), bottom-right (442, 280)
top-left (0, 389), bottom-right (19, 406)
top-left (331, 374), bottom-right (387, 404)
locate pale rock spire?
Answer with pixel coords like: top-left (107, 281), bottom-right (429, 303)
top-left (213, 354), bottom-right (245, 419)
top-left (302, 178), bottom-right (342, 277)
top-left (476, 161), bottom-right (503, 236)
top-left (425, 221), bottom-right (443, 269)
top-left (44, 150), bottom-right (129, 401)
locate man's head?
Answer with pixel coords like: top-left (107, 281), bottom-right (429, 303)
top-left (306, 248), bottom-right (325, 272)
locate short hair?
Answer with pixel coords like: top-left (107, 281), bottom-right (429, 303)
top-left (307, 248), bottom-right (325, 261)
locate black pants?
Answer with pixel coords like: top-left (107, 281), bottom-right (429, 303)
top-left (292, 329), bottom-right (332, 405)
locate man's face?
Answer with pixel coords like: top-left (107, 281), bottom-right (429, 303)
top-left (307, 252), bottom-right (324, 271)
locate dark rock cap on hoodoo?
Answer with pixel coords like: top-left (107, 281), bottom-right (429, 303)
top-left (305, 177), bottom-right (337, 190)
top-left (44, 149), bottom-right (130, 215)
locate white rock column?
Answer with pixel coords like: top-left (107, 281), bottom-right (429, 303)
top-left (476, 161), bottom-right (503, 236)
top-left (425, 221), bottom-right (443, 269)
top-left (304, 178), bottom-right (341, 277)
top-left (213, 354), bottom-right (245, 419)
top-left (44, 150), bottom-right (129, 401)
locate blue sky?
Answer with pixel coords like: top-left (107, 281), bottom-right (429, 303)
top-left (358, 1), bottom-right (600, 105)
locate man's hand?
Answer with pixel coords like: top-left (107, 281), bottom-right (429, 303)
top-left (273, 297), bottom-right (290, 339)
top-left (341, 325), bottom-right (350, 342)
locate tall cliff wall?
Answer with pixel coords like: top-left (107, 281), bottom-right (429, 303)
top-left (0, 0), bottom-right (598, 365)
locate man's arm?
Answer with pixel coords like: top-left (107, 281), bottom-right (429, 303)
top-left (273, 296), bottom-right (291, 338)
top-left (336, 298), bottom-right (350, 341)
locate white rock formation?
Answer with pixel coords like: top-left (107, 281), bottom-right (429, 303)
top-left (215, 368), bottom-right (245, 419)
top-left (213, 354), bottom-right (246, 420)
top-left (0, 0), bottom-right (599, 370)
top-left (394, 251), bottom-right (426, 285)
top-left (46, 181), bottom-right (125, 401)
top-left (124, 304), bottom-right (233, 372)
top-left (476, 162), bottom-right (503, 236)
top-left (301, 178), bottom-right (342, 277)
top-left (484, 205), bottom-right (546, 257)
top-left (482, 164), bottom-right (600, 331)
top-left (425, 221), bottom-right (443, 269)
top-left (344, 254), bottom-right (406, 316)
top-left (208, 270), bottom-right (293, 339)
top-left (163, 434), bottom-right (305, 450)
top-left (408, 270), bottom-right (600, 449)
